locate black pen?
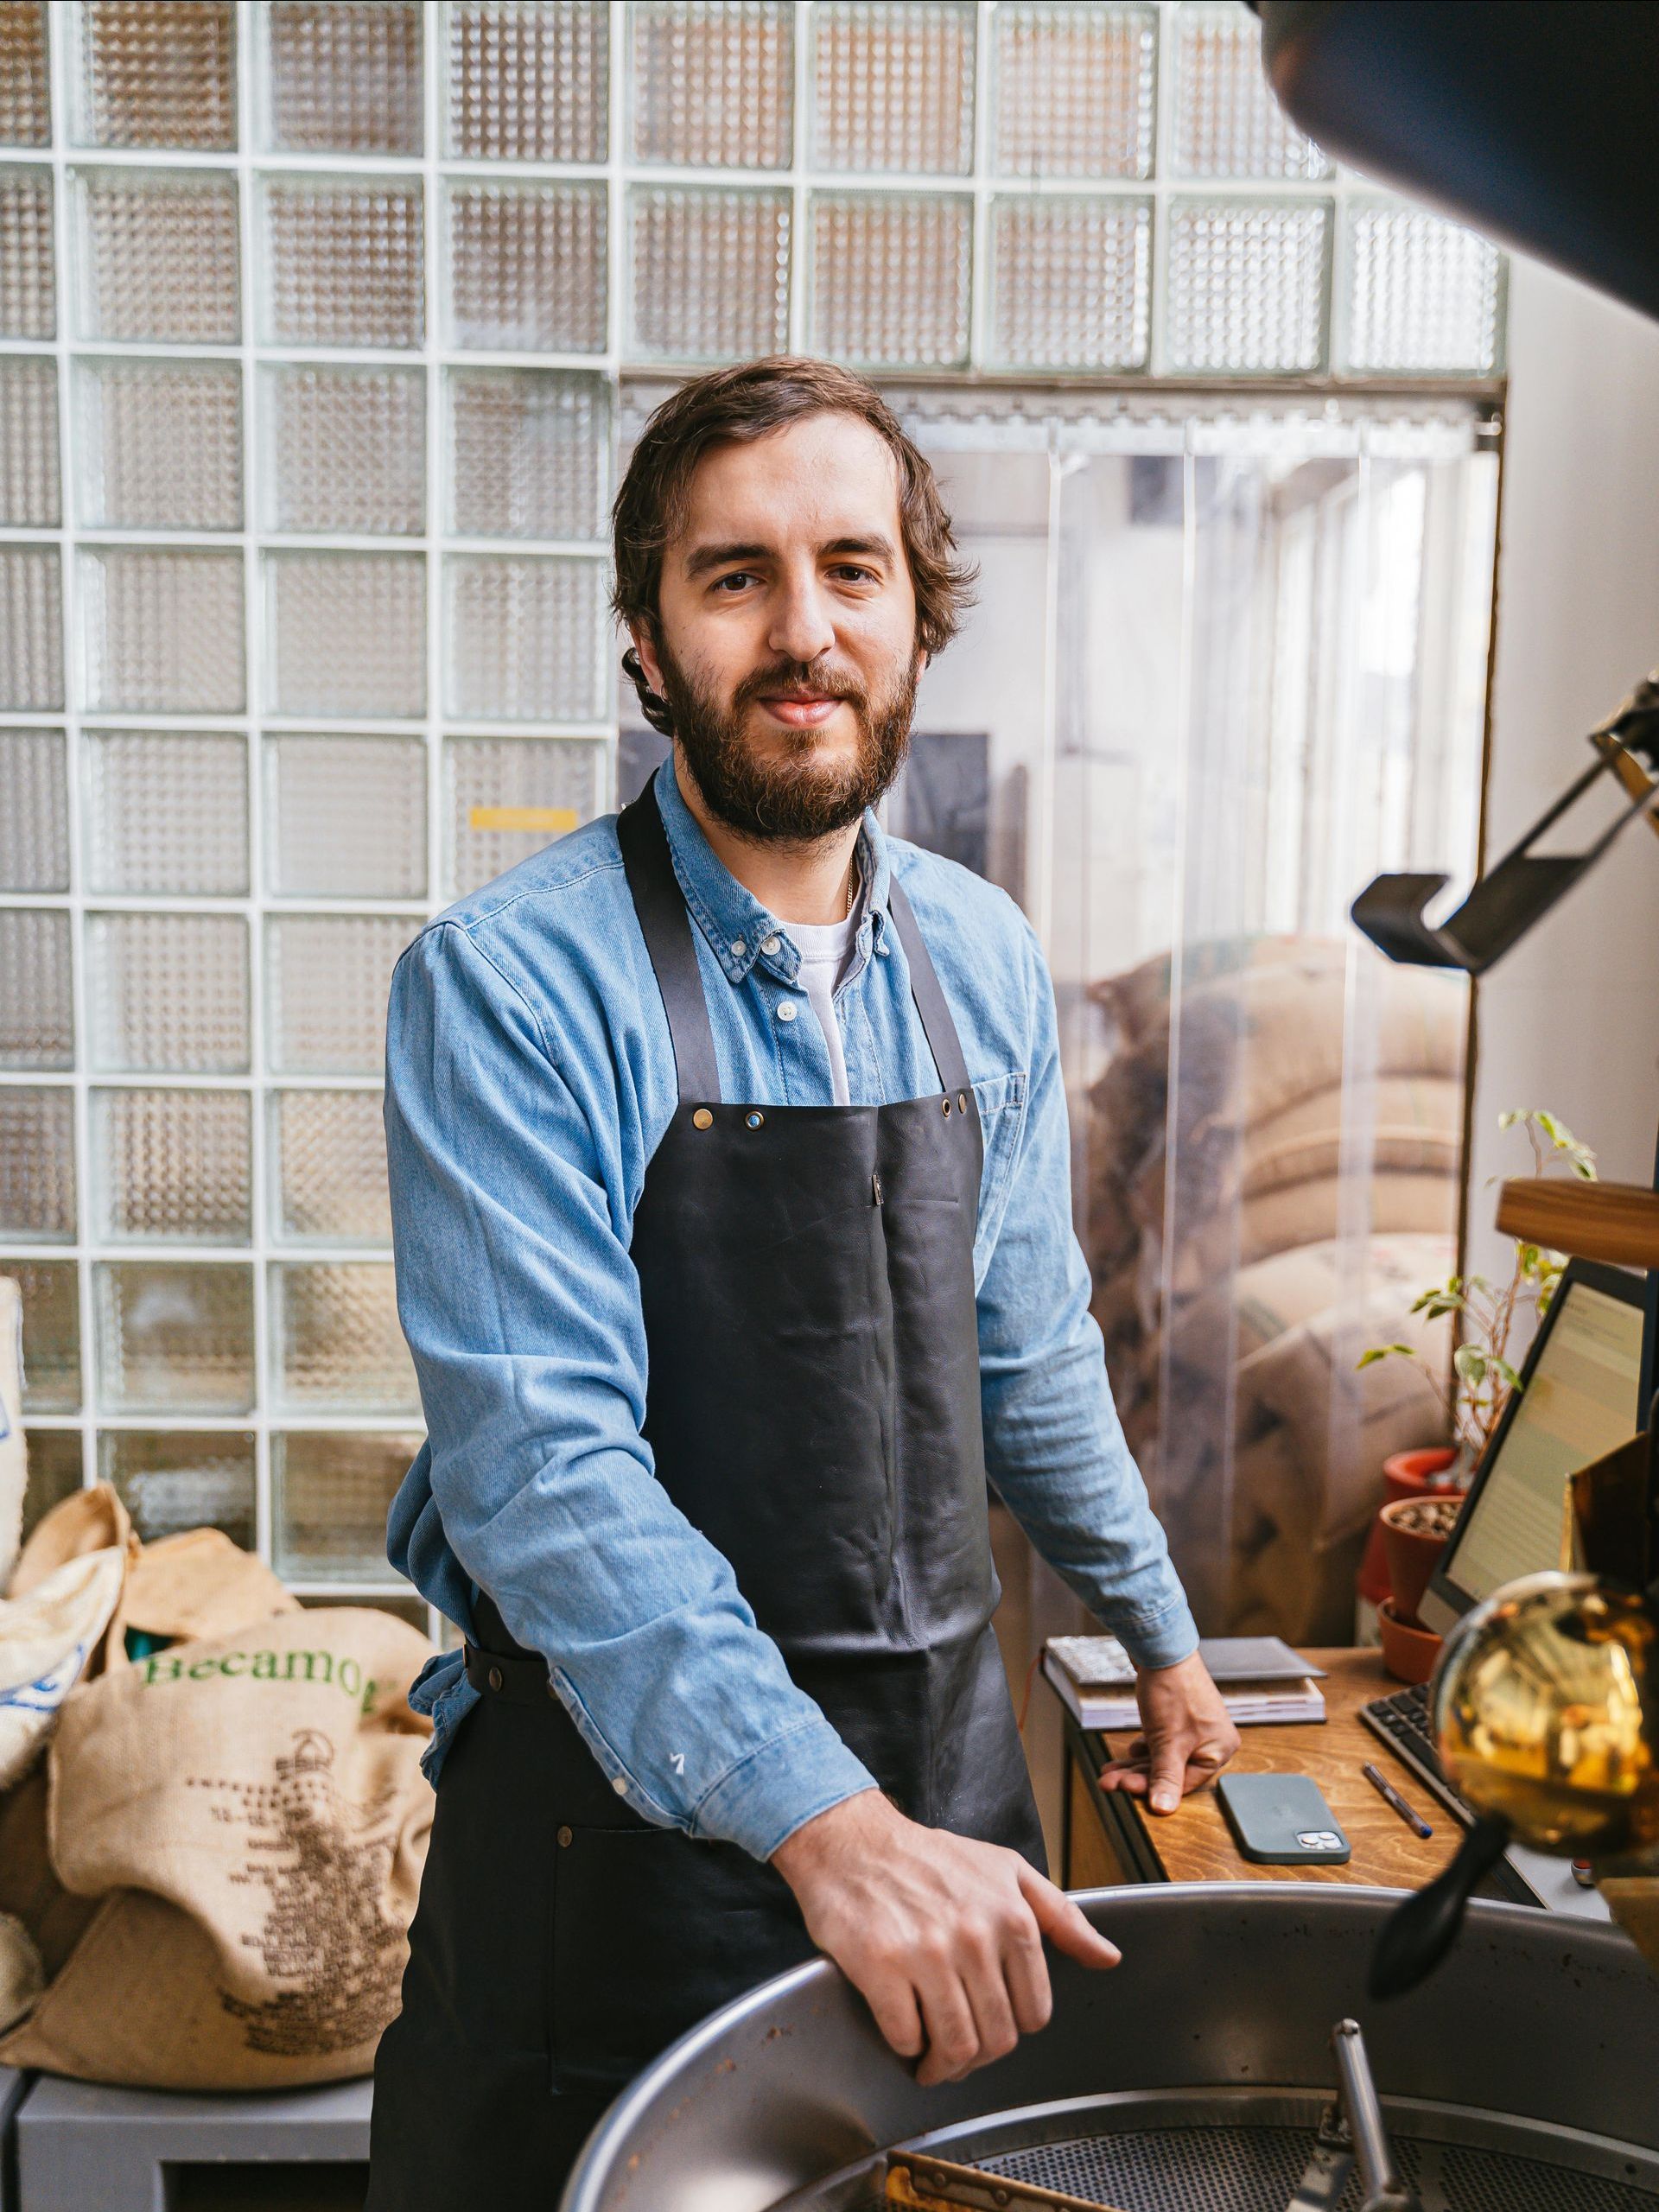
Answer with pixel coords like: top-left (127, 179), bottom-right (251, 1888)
top-left (1363, 1761), bottom-right (1433, 1838)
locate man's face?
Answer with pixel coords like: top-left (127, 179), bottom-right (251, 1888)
top-left (632, 411), bottom-right (925, 844)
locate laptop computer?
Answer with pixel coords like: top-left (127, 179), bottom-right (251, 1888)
top-left (1360, 1256), bottom-right (1648, 1910)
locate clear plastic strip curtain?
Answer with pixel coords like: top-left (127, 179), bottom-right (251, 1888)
top-left (900, 391), bottom-right (1497, 1632)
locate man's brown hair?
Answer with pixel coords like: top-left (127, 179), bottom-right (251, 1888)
top-left (611, 355), bottom-right (976, 734)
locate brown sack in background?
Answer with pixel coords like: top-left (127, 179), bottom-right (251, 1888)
top-left (0, 1605), bottom-right (434, 2089)
top-left (0, 1275), bottom-right (24, 1590)
top-left (10, 1484), bottom-right (137, 1606)
top-left (108, 1527), bottom-right (299, 1657)
top-left (2, 1487), bottom-right (138, 1795)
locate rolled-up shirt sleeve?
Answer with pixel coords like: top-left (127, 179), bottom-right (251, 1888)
top-left (385, 921), bottom-right (876, 1861)
top-left (976, 925), bottom-right (1199, 1673)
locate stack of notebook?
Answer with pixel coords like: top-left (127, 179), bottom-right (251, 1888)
top-left (1042, 1634), bottom-right (1326, 1731)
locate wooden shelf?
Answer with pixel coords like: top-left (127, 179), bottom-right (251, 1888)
top-left (1494, 1179), bottom-right (1659, 1268)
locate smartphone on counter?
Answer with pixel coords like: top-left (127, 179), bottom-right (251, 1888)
top-left (1217, 1773), bottom-right (1351, 1866)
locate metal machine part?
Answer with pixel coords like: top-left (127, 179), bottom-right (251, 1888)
top-left (885, 2147), bottom-right (1112, 2209)
top-left (560, 1886), bottom-right (1659, 2212)
top-left (1328, 2020), bottom-right (1417, 2212)
top-left (868, 2102), bottom-right (1655, 2212)
top-left (885, 2017), bottom-right (1421, 2212)
top-left (1252, 3), bottom-right (1659, 322)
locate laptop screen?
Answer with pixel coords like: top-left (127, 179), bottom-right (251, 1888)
top-left (1420, 1263), bottom-right (1648, 1631)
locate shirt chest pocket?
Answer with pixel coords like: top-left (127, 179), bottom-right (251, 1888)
top-left (970, 1070), bottom-right (1027, 1287)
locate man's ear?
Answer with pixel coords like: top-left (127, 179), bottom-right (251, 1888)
top-left (629, 625), bottom-right (666, 697)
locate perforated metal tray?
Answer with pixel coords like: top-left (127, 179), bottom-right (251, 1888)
top-left (855, 2091), bottom-right (1659, 2212)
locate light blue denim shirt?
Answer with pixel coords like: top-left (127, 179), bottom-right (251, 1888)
top-left (385, 756), bottom-right (1198, 1864)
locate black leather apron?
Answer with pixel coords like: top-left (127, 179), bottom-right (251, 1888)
top-left (368, 776), bottom-right (1044, 2209)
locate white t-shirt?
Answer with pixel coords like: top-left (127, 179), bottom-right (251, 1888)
top-left (787, 909), bottom-right (860, 1106)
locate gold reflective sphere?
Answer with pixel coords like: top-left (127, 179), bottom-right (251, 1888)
top-left (1433, 1571), bottom-right (1659, 1858)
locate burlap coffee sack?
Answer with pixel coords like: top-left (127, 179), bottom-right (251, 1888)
top-left (1129, 1073), bottom-right (1459, 1226)
top-left (1, 1605), bottom-right (434, 2088)
top-left (0, 1910), bottom-right (42, 2034)
top-left (10, 1481), bottom-right (135, 1602)
top-left (3, 1485), bottom-right (137, 1790)
top-left (1145, 1168), bottom-right (1456, 1304)
top-left (108, 1527), bottom-right (299, 1659)
top-left (1120, 1074), bottom-right (1462, 1244)
top-left (1227, 1514), bottom-right (1373, 1645)
top-left (0, 1276), bottom-right (24, 1590)
top-left (0, 1545), bottom-right (130, 1789)
top-left (1082, 1149), bottom-right (1136, 1275)
top-left (1088, 1265), bottom-right (1142, 1361)
top-left (1160, 1232), bottom-right (1456, 1389)
top-left (1089, 934), bottom-right (1331, 1050)
top-left (1087, 954), bottom-right (1464, 1186)
top-left (1235, 1276), bottom-right (1457, 1545)
top-left (0, 1764), bottom-right (98, 1982)
top-left (1240, 1075), bottom-right (1461, 1198)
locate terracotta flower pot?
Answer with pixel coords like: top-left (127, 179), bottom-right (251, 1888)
top-left (1378, 1595), bottom-right (1443, 1685)
top-left (1380, 1492), bottom-right (1462, 1627)
top-left (1357, 1446), bottom-right (1460, 1612)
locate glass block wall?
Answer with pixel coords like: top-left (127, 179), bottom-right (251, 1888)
top-left (0, 0), bottom-right (1505, 1620)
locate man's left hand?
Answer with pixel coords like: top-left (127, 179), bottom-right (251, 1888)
top-left (1096, 1650), bottom-right (1239, 1815)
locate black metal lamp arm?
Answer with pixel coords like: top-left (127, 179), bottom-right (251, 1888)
top-left (1351, 672), bottom-right (1659, 975)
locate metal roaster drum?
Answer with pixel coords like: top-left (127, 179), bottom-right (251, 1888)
top-left (562, 1885), bottom-right (1659, 2212)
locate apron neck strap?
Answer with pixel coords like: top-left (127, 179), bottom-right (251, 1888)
top-left (886, 875), bottom-right (973, 1097)
top-left (617, 772), bottom-right (722, 1105)
top-left (618, 768), bottom-right (976, 1106)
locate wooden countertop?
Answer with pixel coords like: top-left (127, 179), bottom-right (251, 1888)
top-left (1065, 1648), bottom-right (1460, 1892)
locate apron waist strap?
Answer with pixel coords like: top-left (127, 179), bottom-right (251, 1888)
top-left (463, 1639), bottom-right (553, 1708)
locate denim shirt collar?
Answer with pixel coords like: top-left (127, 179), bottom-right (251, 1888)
top-left (652, 753), bottom-right (893, 988)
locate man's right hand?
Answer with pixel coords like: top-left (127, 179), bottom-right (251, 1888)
top-left (770, 1790), bottom-right (1121, 2086)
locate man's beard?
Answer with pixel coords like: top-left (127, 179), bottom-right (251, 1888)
top-left (655, 640), bottom-right (917, 845)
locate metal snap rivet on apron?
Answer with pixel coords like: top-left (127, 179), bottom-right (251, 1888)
top-left (556, 1826), bottom-right (574, 1849)
top-left (941, 1096), bottom-right (951, 1116)
top-left (746, 1111), bottom-right (764, 1128)
top-left (957, 1091), bottom-right (968, 1113)
top-left (487, 1666), bottom-right (503, 1693)
top-left (692, 1107), bottom-right (714, 1129)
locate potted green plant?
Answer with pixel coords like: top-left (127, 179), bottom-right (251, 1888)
top-left (1357, 1109), bottom-right (1597, 1669)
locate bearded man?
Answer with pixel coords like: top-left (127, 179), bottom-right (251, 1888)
top-left (367, 356), bottom-right (1236, 2211)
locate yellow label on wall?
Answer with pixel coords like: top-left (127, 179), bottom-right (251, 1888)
top-left (467, 806), bottom-right (580, 834)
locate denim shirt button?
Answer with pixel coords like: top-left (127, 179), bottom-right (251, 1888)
top-left (760, 935), bottom-right (781, 956)
top-left (777, 1001), bottom-right (798, 1022)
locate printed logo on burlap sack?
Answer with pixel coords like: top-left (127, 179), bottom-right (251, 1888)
top-left (193, 1728), bottom-right (405, 2056)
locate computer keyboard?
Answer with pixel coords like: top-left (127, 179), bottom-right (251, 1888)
top-left (1359, 1680), bottom-right (1468, 1820)
top-left (1361, 1680), bottom-right (1549, 1908)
